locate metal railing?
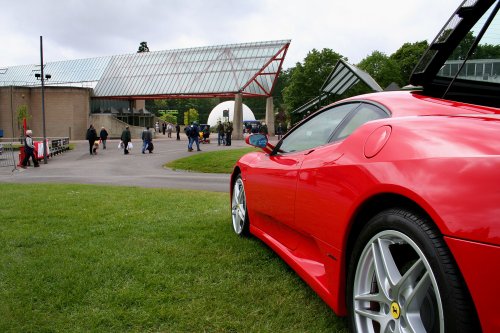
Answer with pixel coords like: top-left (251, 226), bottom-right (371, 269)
top-left (0, 140), bottom-right (17, 170)
top-left (0, 137), bottom-right (70, 170)
top-left (48, 137), bottom-right (70, 156)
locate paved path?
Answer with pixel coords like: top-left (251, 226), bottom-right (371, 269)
top-left (0, 135), bottom-right (250, 192)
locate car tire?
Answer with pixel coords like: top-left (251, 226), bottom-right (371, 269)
top-left (346, 208), bottom-right (479, 333)
top-left (231, 175), bottom-right (250, 236)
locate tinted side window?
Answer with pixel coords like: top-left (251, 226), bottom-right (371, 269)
top-left (278, 103), bottom-right (359, 153)
top-left (333, 103), bottom-right (389, 141)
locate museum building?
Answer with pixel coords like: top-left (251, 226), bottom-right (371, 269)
top-left (0, 40), bottom-right (290, 140)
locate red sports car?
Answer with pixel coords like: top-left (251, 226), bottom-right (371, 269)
top-left (231, 0), bottom-right (500, 332)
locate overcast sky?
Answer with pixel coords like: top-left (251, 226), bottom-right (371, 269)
top-left (0, 0), bottom-right (462, 70)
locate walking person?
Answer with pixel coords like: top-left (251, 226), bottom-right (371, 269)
top-left (259, 122), bottom-right (269, 136)
top-left (217, 121), bottom-right (225, 146)
top-left (86, 124), bottom-right (98, 155)
top-left (187, 121), bottom-right (201, 152)
top-left (141, 126), bottom-right (153, 154)
top-left (175, 123), bottom-right (180, 140)
top-left (99, 126), bottom-right (109, 149)
top-left (224, 121), bottom-right (233, 146)
top-left (277, 123), bottom-right (284, 140)
top-left (21, 129), bottom-right (40, 168)
top-left (162, 122), bottom-right (166, 135)
top-left (120, 126), bottom-right (132, 155)
top-left (167, 123), bottom-right (174, 138)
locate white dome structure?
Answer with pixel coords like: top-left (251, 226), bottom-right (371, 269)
top-left (207, 101), bottom-right (255, 127)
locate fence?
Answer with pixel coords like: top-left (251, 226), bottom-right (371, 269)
top-left (49, 138), bottom-right (70, 156)
top-left (0, 140), bottom-right (17, 170)
top-left (0, 137), bottom-right (70, 170)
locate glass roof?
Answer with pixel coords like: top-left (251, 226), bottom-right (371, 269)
top-left (0, 56), bottom-right (111, 88)
top-left (0, 40), bottom-right (290, 98)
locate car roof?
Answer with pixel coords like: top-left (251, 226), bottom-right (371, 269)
top-left (342, 90), bottom-right (500, 117)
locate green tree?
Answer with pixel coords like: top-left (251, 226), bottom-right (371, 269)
top-left (450, 31), bottom-right (475, 60)
top-left (283, 48), bottom-right (345, 121)
top-left (474, 43), bottom-right (500, 59)
top-left (390, 41), bottom-right (428, 86)
top-left (240, 98), bottom-right (265, 121)
top-left (137, 41), bottom-right (150, 53)
top-left (16, 104), bottom-right (30, 133)
top-left (146, 98), bottom-right (218, 124)
top-left (149, 99), bottom-right (169, 116)
top-left (184, 108), bottom-right (199, 125)
top-left (272, 68), bottom-right (292, 112)
top-left (357, 51), bottom-right (401, 89)
top-left (160, 112), bottom-right (177, 124)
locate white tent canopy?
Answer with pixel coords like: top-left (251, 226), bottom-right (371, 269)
top-left (207, 101), bottom-right (256, 127)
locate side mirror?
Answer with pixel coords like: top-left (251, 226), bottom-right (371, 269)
top-left (246, 134), bottom-right (268, 148)
top-left (245, 134), bottom-right (275, 154)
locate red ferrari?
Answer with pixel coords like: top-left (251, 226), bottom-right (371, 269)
top-left (231, 0), bottom-right (500, 332)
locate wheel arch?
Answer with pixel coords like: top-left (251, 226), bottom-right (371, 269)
top-left (230, 166), bottom-right (242, 193)
top-left (340, 193), bottom-right (436, 312)
top-left (345, 193), bottom-right (433, 259)
top-left (341, 192), bottom-right (481, 331)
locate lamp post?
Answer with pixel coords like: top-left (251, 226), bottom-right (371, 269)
top-left (35, 36), bottom-right (51, 164)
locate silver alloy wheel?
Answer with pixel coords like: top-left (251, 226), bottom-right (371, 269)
top-left (353, 230), bottom-right (444, 333)
top-left (231, 177), bottom-right (247, 234)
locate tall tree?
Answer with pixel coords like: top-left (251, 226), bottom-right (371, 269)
top-left (283, 48), bottom-right (345, 115)
top-left (357, 51), bottom-right (401, 89)
top-left (183, 108), bottom-right (199, 125)
top-left (390, 41), bottom-right (428, 86)
top-left (272, 67), bottom-right (292, 112)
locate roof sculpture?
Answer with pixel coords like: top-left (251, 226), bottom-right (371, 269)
top-left (0, 40), bottom-right (290, 99)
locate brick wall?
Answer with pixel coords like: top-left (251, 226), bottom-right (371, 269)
top-left (0, 86), bottom-right (91, 139)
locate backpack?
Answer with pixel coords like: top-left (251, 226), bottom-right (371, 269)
top-left (184, 126), bottom-right (192, 136)
top-left (189, 125), bottom-right (199, 138)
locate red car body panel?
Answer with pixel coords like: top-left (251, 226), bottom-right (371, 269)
top-left (445, 237), bottom-right (500, 333)
top-left (233, 90), bottom-right (500, 331)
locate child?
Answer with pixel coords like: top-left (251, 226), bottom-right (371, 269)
top-left (92, 141), bottom-right (99, 155)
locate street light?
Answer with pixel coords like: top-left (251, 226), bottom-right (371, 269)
top-left (34, 36), bottom-right (50, 164)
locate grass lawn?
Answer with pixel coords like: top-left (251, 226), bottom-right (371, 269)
top-left (165, 147), bottom-right (259, 174)
top-left (0, 183), bottom-right (347, 332)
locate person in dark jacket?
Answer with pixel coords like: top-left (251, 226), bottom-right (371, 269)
top-left (120, 126), bottom-right (132, 155)
top-left (141, 126), bottom-right (153, 154)
top-left (21, 129), bottom-right (39, 168)
top-left (176, 123), bottom-right (181, 140)
top-left (224, 121), bottom-right (233, 146)
top-left (259, 122), bottom-right (268, 136)
top-left (86, 124), bottom-right (98, 155)
top-left (99, 127), bottom-right (109, 149)
top-left (187, 121), bottom-right (201, 152)
top-left (217, 121), bottom-right (225, 146)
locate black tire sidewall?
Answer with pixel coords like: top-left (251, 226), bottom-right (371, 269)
top-left (232, 175), bottom-right (250, 236)
top-left (346, 209), bottom-right (476, 333)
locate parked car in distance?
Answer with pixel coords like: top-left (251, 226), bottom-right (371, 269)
top-left (231, 0), bottom-right (500, 332)
top-left (243, 121), bottom-right (261, 134)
